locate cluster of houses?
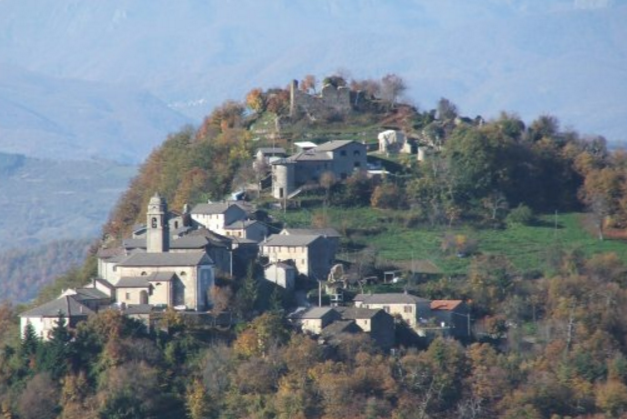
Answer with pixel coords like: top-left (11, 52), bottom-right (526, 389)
top-left (20, 138), bottom-right (470, 348)
top-left (288, 293), bottom-right (470, 349)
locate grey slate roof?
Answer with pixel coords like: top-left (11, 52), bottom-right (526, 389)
top-left (262, 234), bottom-right (321, 247)
top-left (281, 228), bottom-right (340, 238)
top-left (191, 202), bottom-right (239, 215)
top-left (169, 235), bottom-right (210, 249)
top-left (116, 277), bottom-right (150, 288)
top-left (315, 140), bottom-right (356, 151)
top-left (290, 306), bottom-right (335, 320)
top-left (123, 238), bottom-right (146, 249)
top-left (73, 287), bottom-right (109, 300)
top-left (224, 220), bottom-right (259, 230)
top-left (186, 228), bottom-right (232, 247)
top-left (289, 150), bottom-right (332, 162)
top-left (335, 306), bottom-right (381, 320)
top-left (354, 293), bottom-right (430, 305)
top-left (21, 296), bottom-right (94, 318)
top-left (321, 320), bottom-right (360, 337)
top-left (118, 252), bottom-right (213, 267)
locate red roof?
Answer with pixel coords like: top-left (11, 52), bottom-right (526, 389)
top-left (430, 300), bottom-right (463, 311)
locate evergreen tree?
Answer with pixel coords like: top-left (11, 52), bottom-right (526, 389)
top-left (39, 312), bottom-right (71, 380)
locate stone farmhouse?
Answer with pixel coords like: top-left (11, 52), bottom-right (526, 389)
top-left (354, 292), bottom-right (471, 338)
top-left (271, 139), bottom-right (367, 199)
top-left (354, 292), bottom-right (431, 329)
top-left (260, 233), bottom-right (336, 281)
top-left (288, 305), bottom-right (395, 349)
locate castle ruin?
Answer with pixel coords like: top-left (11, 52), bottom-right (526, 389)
top-left (289, 79), bottom-right (352, 119)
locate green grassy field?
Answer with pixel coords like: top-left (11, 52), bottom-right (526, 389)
top-left (271, 206), bottom-right (627, 276)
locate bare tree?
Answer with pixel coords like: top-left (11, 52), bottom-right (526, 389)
top-left (380, 73), bottom-right (407, 107)
top-left (300, 74), bottom-right (317, 94)
top-left (18, 373), bottom-right (59, 419)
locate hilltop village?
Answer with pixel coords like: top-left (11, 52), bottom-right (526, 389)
top-left (21, 136), bottom-right (469, 349)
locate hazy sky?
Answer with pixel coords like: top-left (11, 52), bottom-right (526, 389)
top-left (0, 0), bottom-right (625, 160)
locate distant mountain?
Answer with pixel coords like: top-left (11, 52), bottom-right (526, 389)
top-left (0, 0), bottom-right (625, 146)
top-left (0, 64), bottom-right (191, 163)
top-left (0, 152), bottom-right (135, 250)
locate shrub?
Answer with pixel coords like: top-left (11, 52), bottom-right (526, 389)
top-left (506, 204), bottom-right (534, 227)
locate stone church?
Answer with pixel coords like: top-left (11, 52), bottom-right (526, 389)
top-left (96, 193), bottom-right (215, 311)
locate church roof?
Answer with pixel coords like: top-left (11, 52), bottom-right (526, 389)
top-left (116, 277), bottom-right (150, 288)
top-left (122, 238), bottom-right (146, 250)
top-left (169, 235), bottom-right (210, 249)
top-left (21, 296), bottom-right (94, 318)
top-left (118, 252), bottom-right (213, 267)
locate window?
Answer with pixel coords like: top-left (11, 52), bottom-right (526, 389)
top-left (383, 305), bottom-right (390, 313)
top-left (140, 271), bottom-right (147, 276)
top-left (404, 305), bottom-right (413, 313)
top-left (125, 292), bottom-right (130, 300)
top-left (354, 150), bottom-right (360, 156)
top-left (340, 150), bottom-right (347, 156)
top-left (151, 217), bottom-right (158, 228)
top-left (354, 162), bottom-right (361, 168)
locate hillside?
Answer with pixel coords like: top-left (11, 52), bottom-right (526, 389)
top-left (3, 78), bottom-right (627, 419)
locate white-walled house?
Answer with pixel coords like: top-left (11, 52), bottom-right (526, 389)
top-left (190, 202), bottom-right (247, 235)
top-left (20, 296), bottom-right (93, 340)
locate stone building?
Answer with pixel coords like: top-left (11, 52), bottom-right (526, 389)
top-left (271, 140), bottom-right (367, 199)
top-left (260, 234), bottom-right (336, 280)
top-left (96, 193), bottom-right (215, 311)
top-left (353, 292), bottom-right (432, 329)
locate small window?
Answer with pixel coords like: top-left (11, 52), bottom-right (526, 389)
top-left (151, 217), bottom-right (158, 228)
top-left (354, 162), bottom-right (361, 168)
top-left (125, 292), bottom-right (130, 300)
top-left (340, 150), bottom-right (347, 156)
top-left (354, 150), bottom-right (360, 156)
top-left (180, 271), bottom-right (187, 277)
top-left (141, 271), bottom-right (147, 276)
top-left (404, 305), bottom-right (413, 313)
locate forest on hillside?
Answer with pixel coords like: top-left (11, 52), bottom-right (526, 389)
top-left (2, 74), bottom-right (627, 418)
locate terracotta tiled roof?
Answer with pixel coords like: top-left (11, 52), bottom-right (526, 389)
top-left (430, 300), bottom-right (463, 311)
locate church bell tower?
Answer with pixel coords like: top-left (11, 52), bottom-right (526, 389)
top-left (146, 192), bottom-right (169, 253)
